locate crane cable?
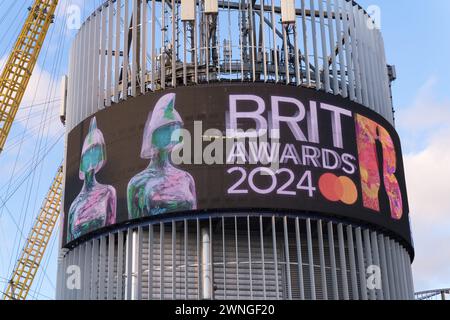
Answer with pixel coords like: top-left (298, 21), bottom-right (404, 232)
top-left (4, 0), bottom-right (68, 283)
top-left (21, 0), bottom-right (72, 299)
top-left (0, 2), bottom-right (68, 299)
top-left (1, 0), bottom-right (108, 300)
top-left (4, 4), bottom-right (62, 278)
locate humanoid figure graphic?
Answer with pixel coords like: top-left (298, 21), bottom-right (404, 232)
top-left (67, 117), bottom-right (117, 242)
top-left (127, 93), bottom-right (197, 219)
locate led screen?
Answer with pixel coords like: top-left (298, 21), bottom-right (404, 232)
top-left (63, 83), bottom-right (411, 248)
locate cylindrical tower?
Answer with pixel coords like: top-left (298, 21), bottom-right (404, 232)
top-left (56, 0), bottom-right (414, 300)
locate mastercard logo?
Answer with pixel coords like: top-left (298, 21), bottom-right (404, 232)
top-left (318, 173), bottom-right (358, 205)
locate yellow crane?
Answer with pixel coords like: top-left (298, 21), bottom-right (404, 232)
top-left (0, 0), bottom-right (59, 153)
top-left (0, 0), bottom-right (62, 300)
top-left (3, 166), bottom-right (63, 300)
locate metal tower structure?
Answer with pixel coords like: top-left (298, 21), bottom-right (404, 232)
top-left (56, 0), bottom-right (414, 301)
top-left (3, 166), bottom-right (63, 300)
top-left (0, 0), bottom-right (59, 153)
top-left (415, 288), bottom-right (450, 301)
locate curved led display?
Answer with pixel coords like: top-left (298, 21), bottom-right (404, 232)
top-left (63, 83), bottom-right (411, 248)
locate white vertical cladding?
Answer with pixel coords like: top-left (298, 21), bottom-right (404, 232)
top-left (346, 225), bottom-right (359, 300)
top-left (83, 18), bottom-right (90, 120)
top-left (396, 242), bottom-right (407, 300)
top-left (327, 222), bottom-right (339, 300)
top-left (77, 22), bottom-right (85, 125)
top-left (318, 0), bottom-right (329, 92)
top-left (355, 6), bottom-right (369, 108)
top-left (355, 227), bottom-right (367, 300)
top-left (85, 16), bottom-right (93, 119)
top-left (388, 238), bottom-right (399, 299)
top-left (393, 242), bottom-right (404, 299)
top-left (197, 219), bottom-right (202, 299)
top-left (151, 0), bottom-right (156, 90)
top-left (73, 31), bottom-right (81, 128)
top-left (141, 0), bottom-right (148, 93)
top-left (106, 1), bottom-right (114, 107)
top-left (259, 216), bottom-right (267, 299)
top-left (405, 250), bottom-right (415, 300)
top-left (66, 43), bottom-right (75, 130)
top-left (283, 217), bottom-right (292, 299)
top-left (377, 234), bottom-right (390, 300)
top-left (270, 0), bottom-right (279, 83)
top-left (249, 0), bottom-right (256, 83)
top-left (170, 0), bottom-right (176, 87)
top-left (401, 249), bottom-right (411, 298)
top-left (363, 229), bottom-right (375, 300)
top-left (376, 29), bottom-right (394, 121)
top-left (334, 0), bottom-right (347, 98)
top-left (114, 0), bottom-right (122, 103)
top-left (99, 4), bottom-right (107, 110)
top-left (358, 10), bottom-right (371, 108)
top-left (131, 0), bottom-right (138, 96)
top-left (337, 223), bottom-right (349, 300)
top-left (58, 251), bottom-right (66, 300)
top-left (77, 244), bottom-right (84, 300)
top-left (55, 255), bottom-right (63, 300)
top-left (326, 0), bottom-right (339, 94)
top-left (70, 247), bottom-right (77, 300)
top-left (292, 10), bottom-right (301, 86)
top-left (317, 220), bottom-right (328, 299)
top-left (90, 239), bottom-right (99, 299)
top-left (93, 9), bottom-right (101, 115)
top-left (309, 0), bottom-right (320, 90)
top-left (98, 235), bottom-right (107, 299)
top-left (366, 14), bottom-right (379, 113)
top-left (201, 226), bottom-right (212, 299)
top-left (148, 224), bottom-right (154, 299)
top-left (370, 231), bottom-right (383, 299)
top-left (107, 233), bottom-right (115, 299)
top-left (282, 17), bottom-right (290, 84)
top-left (246, 216), bottom-right (254, 299)
top-left (117, 231), bottom-right (125, 299)
top-left (397, 243), bottom-right (408, 299)
top-left (305, 218), bottom-right (316, 300)
top-left (136, 227), bottom-right (143, 300)
top-left (368, 19), bottom-right (382, 115)
top-left (271, 216), bottom-right (280, 299)
top-left (372, 27), bottom-right (384, 115)
top-left (348, 1), bottom-right (362, 104)
top-left (124, 228), bottom-right (133, 299)
top-left (294, 218), bottom-right (305, 300)
top-left (123, 0), bottom-right (130, 100)
top-left (83, 241), bottom-right (92, 299)
top-left (66, 0), bottom-right (398, 131)
top-left (63, 250), bottom-right (70, 300)
top-left (81, 18), bottom-right (87, 121)
top-left (60, 216), bottom-right (413, 300)
top-left (259, 1), bottom-right (267, 83)
top-left (385, 236), bottom-right (397, 299)
top-left (300, 0), bottom-right (310, 86)
top-left (342, 0), bottom-right (355, 101)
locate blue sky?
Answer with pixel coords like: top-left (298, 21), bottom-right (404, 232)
top-left (0, 0), bottom-right (449, 299)
top-left (357, 0), bottom-right (450, 293)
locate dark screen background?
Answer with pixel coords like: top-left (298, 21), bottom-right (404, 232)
top-left (63, 83), bottom-right (411, 248)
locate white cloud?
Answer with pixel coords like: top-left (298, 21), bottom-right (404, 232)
top-left (401, 78), bottom-right (450, 292)
top-left (0, 56), bottom-right (65, 210)
top-left (0, 56), bottom-right (64, 151)
top-left (397, 77), bottom-right (450, 130)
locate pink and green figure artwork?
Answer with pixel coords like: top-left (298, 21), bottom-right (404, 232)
top-left (377, 124), bottom-right (403, 220)
top-left (355, 114), bottom-right (403, 220)
top-left (127, 93), bottom-right (197, 219)
top-left (67, 117), bottom-right (117, 242)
